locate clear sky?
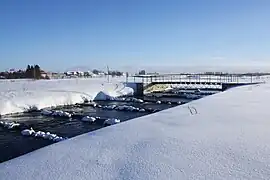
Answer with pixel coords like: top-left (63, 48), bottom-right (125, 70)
top-left (0, 0), bottom-right (270, 71)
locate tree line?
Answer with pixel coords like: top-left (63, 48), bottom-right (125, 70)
top-left (92, 69), bottom-right (123, 77)
top-left (108, 70), bottom-right (123, 77)
top-left (0, 65), bottom-right (48, 79)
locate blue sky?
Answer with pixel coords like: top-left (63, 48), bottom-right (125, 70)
top-left (0, 0), bottom-right (270, 71)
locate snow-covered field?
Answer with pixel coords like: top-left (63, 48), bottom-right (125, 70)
top-left (0, 77), bottom-right (133, 115)
top-left (1, 80), bottom-right (270, 179)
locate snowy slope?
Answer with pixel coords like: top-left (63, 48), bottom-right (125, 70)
top-left (0, 77), bottom-right (132, 115)
top-left (1, 82), bottom-right (270, 179)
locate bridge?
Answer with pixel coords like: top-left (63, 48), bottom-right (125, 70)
top-left (126, 73), bottom-right (266, 96)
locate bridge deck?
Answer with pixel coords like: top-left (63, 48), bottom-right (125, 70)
top-left (129, 74), bottom-right (265, 84)
top-left (128, 73), bottom-right (266, 91)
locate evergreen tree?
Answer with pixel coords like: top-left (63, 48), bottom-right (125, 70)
top-left (34, 65), bottom-right (41, 79)
top-left (30, 66), bottom-right (34, 78)
top-left (92, 69), bottom-right (99, 75)
top-left (26, 65), bottom-right (31, 78)
top-left (139, 70), bottom-right (146, 75)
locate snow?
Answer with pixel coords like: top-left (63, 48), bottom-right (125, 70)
top-left (81, 116), bottom-right (96, 122)
top-left (0, 121), bottom-right (20, 130)
top-left (51, 110), bottom-right (72, 118)
top-left (1, 82), bottom-right (270, 179)
top-left (0, 77), bottom-right (132, 115)
top-left (41, 109), bottom-right (53, 116)
top-left (93, 91), bottom-right (112, 101)
top-left (103, 118), bottom-right (121, 126)
top-left (21, 128), bottom-right (35, 136)
top-left (21, 129), bottom-right (67, 142)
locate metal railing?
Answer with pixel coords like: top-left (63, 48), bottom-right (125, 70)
top-left (128, 74), bottom-right (266, 85)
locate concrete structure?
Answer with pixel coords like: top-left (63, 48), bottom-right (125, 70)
top-left (128, 73), bottom-right (265, 94)
top-left (124, 82), bottom-right (144, 96)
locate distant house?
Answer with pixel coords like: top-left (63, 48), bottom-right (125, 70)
top-left (84, 71), bottom-right (94, 77)
top-left (77, 71), bottom-right (84, 77)
top-left (45, 72), bottom-right (53, 78)
top-left (65, 71), bottom-right (76, 76)
top-left (40, 70), bottom-right (48, 79)
top-left (65, 71), bottom-right (86, 77)
top-left (98, 72), bottom-right (105, 76)
top-left (8, 69), bottom-right (15, 73)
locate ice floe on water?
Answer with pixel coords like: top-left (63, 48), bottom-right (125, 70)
top-left (41, 109), bottom-right (53, 116)
top-left (21, 128), bottom-right (66, 142)
top-left (0, 120), bottom-right (67, 142)
top-left (80, 116), bottom-right (121, 127)
top-left (103, 118), bottom-right (121, 126)
top-left (0, 121), bottom-right (20, 130)
top-left (100, 104), bottom-right (154, 113)
top-left (52, 110), bottom-right (72, 118)
top-left (81, 116), bottom-right (96, 122)
top-left (21, 128), bottom-right (35, 136)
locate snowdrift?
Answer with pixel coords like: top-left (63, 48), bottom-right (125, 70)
top-left (93, 91), bottom-right (112, 101)
top-left (0, 78), bottom-right (132, 115)
top-left (93, 87), bottom-right (134, 101)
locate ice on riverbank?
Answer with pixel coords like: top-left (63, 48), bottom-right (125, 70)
top-left (0, 77), bottom-right (132, 115)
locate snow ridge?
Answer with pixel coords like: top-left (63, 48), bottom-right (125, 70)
top-left (0, 78), bottom-right (133, 115)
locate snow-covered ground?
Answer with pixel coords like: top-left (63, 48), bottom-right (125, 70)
top-left (1, 81), bottom-right (270, 179)
top-left (0, 77), bottom-right (133, 115)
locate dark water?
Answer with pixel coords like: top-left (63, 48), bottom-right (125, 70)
top-left (0, 95), bottom-right (194, 163)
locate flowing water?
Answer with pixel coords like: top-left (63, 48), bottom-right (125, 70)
top-left (0, 92), bottom-right (207, 163)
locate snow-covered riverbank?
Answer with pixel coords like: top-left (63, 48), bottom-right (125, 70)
top-left (1, 81), bottom-right (269, 179)
top-left (0, 77), bottom-right (133, 115)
